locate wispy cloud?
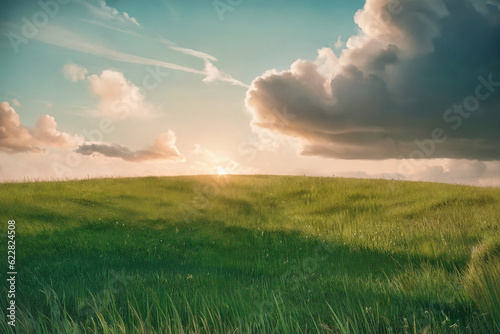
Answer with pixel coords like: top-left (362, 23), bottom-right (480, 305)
top-left (334, 36), bottom-right (343, 50)
top-left (169, 46), bottom-right (217, 62)
top-left (37, 26), bottom-right (205, 75)
top-left (80, 0), bottom-right (140, 26)
top-left (203, 60), bottom-right (250, 88)
top-left (63, 63), bottom-right (88, 82)
top-left (168, 43), bottom-right (248, 87)
top-left (38, 26), bottom-right (250, 87)
top-left (67, 21), bottom-right (249, 88)
top-left (79, 18), bottom-right (144, 37)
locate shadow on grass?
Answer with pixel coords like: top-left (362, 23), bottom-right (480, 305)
top-left (17, 220), bottom-right (468, 301)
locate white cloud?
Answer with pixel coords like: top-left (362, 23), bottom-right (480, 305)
top-left (63, 63), bottom-right (88, 82)
top-left (38, 26), bottom-right (249, 88)
top-left (334, 36), bottom-right (343, 50)
top-left (170, 46), bottom-right (217, 62)
top-left (11, 98), bottom-right (20, 107)
top-left (166, 46), bottom-right (250, 87)
top-left (83, 0), bottom-right (140, 26)
top-left (37, 26), bottom-right (205, 76)
top-left (203, 60), bottom-right (250, 88)
top-left (0, 102), bottom-right (81, 153)
top-left (122, 11), bottom-right (139, 26)
top-left (87, 69), bottom-right (152, 119)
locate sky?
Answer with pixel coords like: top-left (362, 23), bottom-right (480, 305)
top-left (0, 0), bottom-right (499, 186)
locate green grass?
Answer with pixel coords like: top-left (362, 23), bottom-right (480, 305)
top-left (0, 175), bottom-right (499, 333)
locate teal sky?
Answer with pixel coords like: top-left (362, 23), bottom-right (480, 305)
top-left (1, 0), bottom-right (499, 186)
top-left (1, 0), bottom-right (363, 112)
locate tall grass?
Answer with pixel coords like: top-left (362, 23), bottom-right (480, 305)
top-left (0, 176), bottom-right (499, 333)
top-left (464, 234), bottom-right (500, 332)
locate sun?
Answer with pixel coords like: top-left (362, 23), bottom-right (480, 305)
top-left (217, 166), bottom-right (228, 175)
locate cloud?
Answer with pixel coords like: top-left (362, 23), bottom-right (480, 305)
top-left (63, 63), bottom-right (88, 82)
top-left (83, 0), bottom-right (140, 26)
top-left (79, 18), bottom-right (144, 38)
top-left (334, 36), bottom-right (343, 50)
top-left (87, 69), bottom-right (152, 119)
top-left (246, 0), bottom-right (500, 161)
top-left (339, 159), bottom-right (500, 187)
top-left (203, 60), bottom-right (250, 88)
top-left (410, 159), bottom-right (489, 185)
top-left (0, 102), bottom-right (80, 153)
top-left (38, 26), bottom-right (249, 88)
top-left (37, 26), bottom-right (205, 75)
top-left (170, 46), bottom-right (217, 62)
top-left (167, 45), bottom-right (250, 87)
top-left (76, 131), bottom-right (184, 162)
top-left (11, 98), bottom-right (20, 107)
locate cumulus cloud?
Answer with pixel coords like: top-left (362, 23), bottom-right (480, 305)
top-left (0, 102), bottom-right (80, 153)
top-left (11, 98), bottom-right (20, 107)
top-left (246, 0), bottom-right (500, 160)
top-left (76, 131), bottom-right (184, 162)
top-left (63, 63), bottom-right (88, 82)
top-left (87, 69), bottom-right (152, 119)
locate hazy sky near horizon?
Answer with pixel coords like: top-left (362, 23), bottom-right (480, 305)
top-left (1, 0), bottom-right (499, 186)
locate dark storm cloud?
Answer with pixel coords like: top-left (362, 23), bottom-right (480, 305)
top-left (245, 0), bottom-right (500, 160)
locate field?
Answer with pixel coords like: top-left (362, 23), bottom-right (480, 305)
top-left (0, 175), bottom-right (499, 333)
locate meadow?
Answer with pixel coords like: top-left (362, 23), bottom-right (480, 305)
top-left (0, 175), bottom-right (499, 333)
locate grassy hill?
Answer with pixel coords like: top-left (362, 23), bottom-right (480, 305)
top-left (0, 175), bottom-right (499, 333)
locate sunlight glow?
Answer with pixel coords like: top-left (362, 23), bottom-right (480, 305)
top-left (217, 166), bottom-right (228, 175)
